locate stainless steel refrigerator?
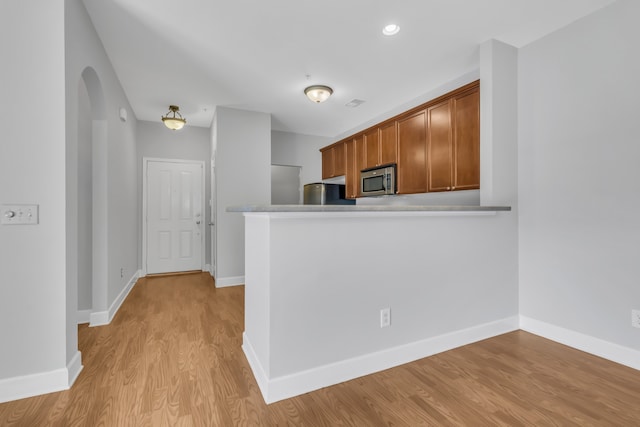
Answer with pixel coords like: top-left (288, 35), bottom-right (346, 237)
top-left (303, 183), bottom-right (355, 205)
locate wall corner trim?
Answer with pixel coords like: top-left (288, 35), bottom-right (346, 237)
top-left (242, 333), bottom-right (270, 403)
top-left (77, 309), bottom-right (92, 325)
top-left (67, 351), bottom-right (83, 387)
top-left (89, 269), bottom-right (141, 327)
top-left (520, 316), bottom-right (640, 371)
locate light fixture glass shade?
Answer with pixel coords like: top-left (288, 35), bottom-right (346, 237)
top-left (382, 24), bottom-right (400, 36)
top-left (162, 105), bottom-right (186, 130)
top-left (304, 85), bottom-right (333, 103)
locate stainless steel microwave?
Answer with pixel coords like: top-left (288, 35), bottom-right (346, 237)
top-left (360, 164), bottom-right (396, 196)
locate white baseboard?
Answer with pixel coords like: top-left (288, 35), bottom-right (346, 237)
top-left (215, 275), bottom-right (245, 288)
top-left (89, 269), bottom-right (141, 327)
top-left (204, 264), bottom-right (212, 275)
top-left (244, 315), bottom-right (519, 404)
top-left (520, 316), bottom-right (640, 371)
top-left (67, 350), bottom-right (83, 386)
top-left (0, 369), bottom-right (68, 404)
top-left (0, 351), bottom-right (83, 404)
top-left (242, 334), bottom-right (270, 402)
top-left (89, 310), bottom-right (109, 326)
top-left (77, 309), bottom-right (92, 324)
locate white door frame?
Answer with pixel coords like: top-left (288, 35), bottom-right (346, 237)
top-left (210, 161), bottom-right (217, 279)
top-left (142, 157), bottom-right (206, 276)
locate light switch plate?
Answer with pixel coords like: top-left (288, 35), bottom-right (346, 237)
top-left (1, 204), bottom-right (39, 225)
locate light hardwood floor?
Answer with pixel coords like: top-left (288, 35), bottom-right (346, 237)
top-left (1, 272), bottom-right (639, 426)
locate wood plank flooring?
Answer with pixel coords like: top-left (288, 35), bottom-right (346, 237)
top-left (1, 272), bottom-right (639, 426)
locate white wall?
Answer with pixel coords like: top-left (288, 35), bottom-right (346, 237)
top-left (0, 0), bottom-right (70, 401)
top-left (269, 213), bottom-right (519, 374)
top-left (271, 130), bottom-right (332, 187)
top-left (66, 0), bottom-right (138, 319)
top-left (480, 40), bottom-right (519, 207)
top-left (1, 0), bottom-right (139, 402)
top-left (137, 121), bottom-right (212, 267)
top-left (519, 0), bottom-right (640, 351)
top-left (213, 108), bottom-right (271, 285)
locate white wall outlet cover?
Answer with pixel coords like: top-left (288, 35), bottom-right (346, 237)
top-left (380, 308), bottom-right (391, 328)
top-left (119, 107), bottom-right (127, 122)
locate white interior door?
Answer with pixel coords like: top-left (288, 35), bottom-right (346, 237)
top-left (145, 160), bottom-right (204, 274)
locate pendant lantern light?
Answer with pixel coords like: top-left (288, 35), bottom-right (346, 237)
top-left (161, 105), bottom-right (186, 130)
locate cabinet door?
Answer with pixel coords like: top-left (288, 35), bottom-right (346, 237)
top-left (321, 148), bottom-right (334, 179)
top-left (427, 100), bottom-right (453, 192)
top-left (321, 143), bottom-right (347, 179)
top-left (364, 128), bottom-right (380, 169)
top-left (345, 139), bottom-right (357, 199)
top-left (452, 88), bottom-right (480, 190)
top-left (355, 135), bottom-right (365, 197)
top-left (379, 122), bottom-right (397, 166)
top-left (333, 142), bottom-right (347, 177)
top-left (397, 111), bottom-right (427, 194)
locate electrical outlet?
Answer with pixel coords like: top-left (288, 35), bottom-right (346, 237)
top-left (120, 268), bottom-right (124, 278)
top-left (380, 308), bottom-right (391, 328)
top-left (632, 309), bottom-right (640, 329)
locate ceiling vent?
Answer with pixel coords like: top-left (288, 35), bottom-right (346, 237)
top-left (345, 99), bottom-right (365, 108)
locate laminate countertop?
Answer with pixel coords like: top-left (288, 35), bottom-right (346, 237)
top-left (227, 205), bottom-right (511, 213)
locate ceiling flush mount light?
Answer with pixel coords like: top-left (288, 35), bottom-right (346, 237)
top-left (304, 85), bottom-right (333, 103)
top-left (382, 24), bottom-right (400, 36)
top-left (161, 105), bottom-right (186, 130)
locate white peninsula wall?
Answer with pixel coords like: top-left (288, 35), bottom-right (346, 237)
top-left (236, 207), bottom-right (516, 403)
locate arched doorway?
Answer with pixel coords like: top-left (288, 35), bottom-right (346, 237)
top-left (77, 67), bottom-right (108, 324)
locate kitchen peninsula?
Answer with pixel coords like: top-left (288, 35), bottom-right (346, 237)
top-left (228, 204), bottom-right (517, 404)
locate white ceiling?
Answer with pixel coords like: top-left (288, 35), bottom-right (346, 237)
top-left (82, 0), bottom-right (615, 138)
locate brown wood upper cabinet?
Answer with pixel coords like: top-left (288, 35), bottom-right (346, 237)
top-left (344, 135), bottom-right (365, 199)
top-left (427, 100), bottom-right (453, 192)
top-left (321, 80), bottom-right (479, 196)
top-left (452, 87), bottom-right (480, 191)
top-left (427, 86), bottom-right (480, 192)
top-left (321, 142), bottom-right (347, 179)
top-left (379, 122), bottom-right (398, 166)
top-left (364, 123), bottom-right (397, 169)
top-left (397, 110), bottom-right (427, 194)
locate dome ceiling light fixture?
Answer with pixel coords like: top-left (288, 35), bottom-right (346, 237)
top-left (382, 24), bottom-right (400, 36)
top-left (161, 105), bottom-right (186, 130)
top-left (304, 85), bottom-right (333, 103)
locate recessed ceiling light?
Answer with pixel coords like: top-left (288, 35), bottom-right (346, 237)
top-left (382, 24), bottom-right (400, 36)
